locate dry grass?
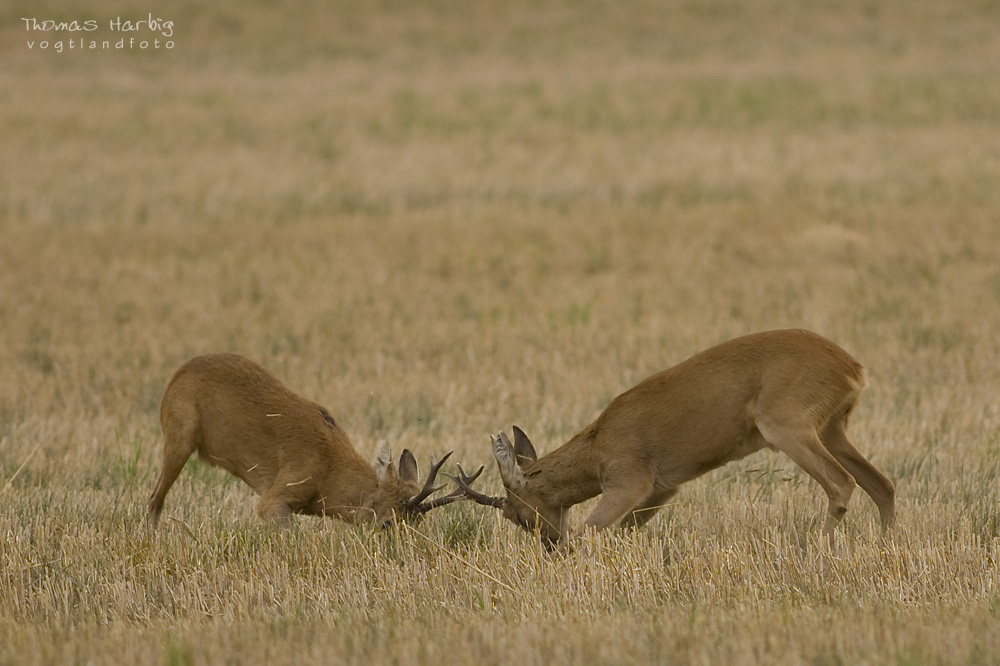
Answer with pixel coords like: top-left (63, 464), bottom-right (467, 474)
top-left (2, 0), bottom-right (1000, 664)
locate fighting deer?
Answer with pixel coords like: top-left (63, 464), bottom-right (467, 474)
top-left (454, 329), bottom-right (895, 547)
top-left (148, 353), bottom-right (466, 529)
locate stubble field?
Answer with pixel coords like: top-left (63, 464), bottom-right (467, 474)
top-left (2, 1), bottom-right (1000, 664)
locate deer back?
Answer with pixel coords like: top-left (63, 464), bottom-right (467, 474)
top-left (586, 329), bottom-right (867, 484)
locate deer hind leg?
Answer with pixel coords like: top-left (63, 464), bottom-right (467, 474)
top-left (619, 487), bottom-right (678, 529)
top-left (148, 406), bottom-right (200, 530)
top-left (821, 413), bottom-right (895, 532)
top-left (756, 417), bottom-right (856, 536)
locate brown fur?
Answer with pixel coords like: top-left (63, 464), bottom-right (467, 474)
top-left (148, 353), bottom-right (426, 528)
top-left (486, 329), bottom-right (895, 546)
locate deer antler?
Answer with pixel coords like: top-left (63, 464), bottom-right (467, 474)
top-left (403, 451), bottom-right (454, 511)
top-left (447, 463), bottom-right (504, 508)
top-left (408, 464), bottom-right (488, 515)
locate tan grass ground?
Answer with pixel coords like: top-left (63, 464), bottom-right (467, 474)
top-left (2, 1), bottom-right (1000, 664)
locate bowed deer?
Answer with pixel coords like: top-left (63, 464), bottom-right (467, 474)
top-left (148, 353), bottom-right (464, 529)
top-left (454, 329), bottom-right (895, 547)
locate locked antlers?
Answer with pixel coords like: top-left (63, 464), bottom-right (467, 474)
top-left (403, 453), bottom-right (492, 515)
top-left (399, 446), bottom-right (503, 515)
top-left (448, 463), bottom-right (504, 509)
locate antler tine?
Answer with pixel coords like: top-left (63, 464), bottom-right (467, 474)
top-left (447, 463), bottom-right (504, 509)
top-left (404, 450), bottom-right (454, 509)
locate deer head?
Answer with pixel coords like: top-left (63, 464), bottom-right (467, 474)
top-left (375, 445), bottom-right (472, 524)
top-left (452, 427), bottom-right (568, 548)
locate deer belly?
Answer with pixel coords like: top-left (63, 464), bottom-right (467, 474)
top-left (196, 446), bottom-right (275, 494)
top-left (673, 434), bottom-right (767, 482)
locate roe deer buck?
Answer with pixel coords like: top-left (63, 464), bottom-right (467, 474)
top-left (454, 329), bottom-right (895, 547)
top-left (148, 353), bottom-right (465, 529)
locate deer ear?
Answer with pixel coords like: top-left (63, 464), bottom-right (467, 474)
top-left (512, 425), bottom-right (537, 465)
top-left (492, 431), bottom-right (525, 490)
top-left (373, 439), bottom-right (394, 484)
top-left (398, 448), bottom-right (419, 483)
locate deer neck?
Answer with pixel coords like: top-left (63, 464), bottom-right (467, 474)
top-left (524, 432), bottom-right (602, 509)
top-left (317, 452), bottom-right (381, 523)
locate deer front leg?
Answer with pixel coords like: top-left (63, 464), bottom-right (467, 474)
top-left (575, 467), bottom-right (655, 538)
top-left (256, 493), bottom-right (293, 526)
top-left (620, 486), bottom-right (678, 529)
top-left (255, 468), bottom-right (319, 527)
